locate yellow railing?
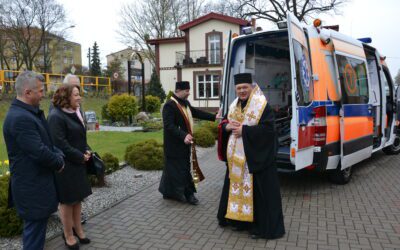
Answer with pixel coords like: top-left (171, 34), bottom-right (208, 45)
top-left (0, 70), bottom-right (111, 96)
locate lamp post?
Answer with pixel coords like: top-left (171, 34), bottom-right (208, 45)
top-left (129, 50), bottom-right (146, 112)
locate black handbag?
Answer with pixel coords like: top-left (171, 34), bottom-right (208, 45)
top-left (86, 152), bottom-right (105, 176)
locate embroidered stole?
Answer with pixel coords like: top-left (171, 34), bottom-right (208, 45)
top-left (225, 85), bottom-right (267, 222)
top-left (170, 97), bottom-right (194, 133)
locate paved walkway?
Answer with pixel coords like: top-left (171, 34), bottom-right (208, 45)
top-left (46, 148), bottom-right (400, 249)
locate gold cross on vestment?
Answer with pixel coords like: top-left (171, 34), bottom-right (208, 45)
top-left (246, 111), bottom-right (257, 121)
top-left (243, 184), bottom-right (251, 194)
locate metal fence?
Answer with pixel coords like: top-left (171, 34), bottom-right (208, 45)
top-left (0, 70), bottom-right (111, 96)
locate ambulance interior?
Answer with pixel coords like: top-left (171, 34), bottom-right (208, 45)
top-left (242, 31), bottom-right (292, 147)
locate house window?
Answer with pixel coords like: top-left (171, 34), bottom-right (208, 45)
top-left (207, 33), bottom-right (222, 64)
top-left (196, 73), bottom-right (220, 99)
top-left (63, 57), bottom-right (67, 64)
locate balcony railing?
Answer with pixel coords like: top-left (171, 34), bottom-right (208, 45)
top-left (176, 49), bottom-right (221, 67)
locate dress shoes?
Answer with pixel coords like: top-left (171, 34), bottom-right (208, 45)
top-left (62, 234), bottom-right (79, 249)
top-left (218, 220), bottom-right (228, 227)
top-left (250, 234), bottom-right (261, 239)
top-left (163, 194), bottom-right (186, 203)
top-left (72, 228), bottom-right (91, 244)
top-left (232, 226), bottom-right (246, 231)
top-left (186, 194), bottom-right (199, 205)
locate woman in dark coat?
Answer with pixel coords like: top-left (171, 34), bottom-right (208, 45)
top-left (48, 84), bottom-right (92, 249)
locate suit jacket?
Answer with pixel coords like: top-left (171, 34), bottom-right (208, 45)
top-left (162, 95), bottom-right (215, 158)
top-left (3, 99), bottom-right (64, 220)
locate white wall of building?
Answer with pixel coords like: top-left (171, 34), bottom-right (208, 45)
top-left (159, 43), bottom-right (185, 68)
top-left (159, 43), bottom-right (185, 94)
top-left (189, 20), bottom-right (241, 52)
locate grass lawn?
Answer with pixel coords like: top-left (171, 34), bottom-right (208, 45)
top-left (87, 130), bottom-right (163, 161)
top-left (0, 96), bottom-right (162, 162)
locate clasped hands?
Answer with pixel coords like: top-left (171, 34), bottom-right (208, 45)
top-left (225, 120), bottom-right (242, 138)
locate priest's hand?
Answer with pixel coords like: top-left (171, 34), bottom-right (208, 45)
top-left (184, 134), bottom-right (193, 144)
top-left (225, 120), bottom-right (240, 132)
top-left (232, 124), bottom-right (243, 138)
top-left (216, 108), bottom-right (223, 120)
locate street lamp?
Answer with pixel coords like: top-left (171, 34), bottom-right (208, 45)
top-left (128, 50), bottom-right (146, 112)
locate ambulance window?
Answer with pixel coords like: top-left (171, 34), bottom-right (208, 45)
top-left (293, 40), bottom-right (313, 105)
top-left (336, 55), bottom-right (369, 104)
top-left (325, 53), bottom-right (341, 101)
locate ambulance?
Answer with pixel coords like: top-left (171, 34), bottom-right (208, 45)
top-left (220, 13), bottom-right (400, 184)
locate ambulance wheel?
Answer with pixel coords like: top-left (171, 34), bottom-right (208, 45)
top-left (329, 165), bottom-right (352, 185)
top-left (382, 135), bottom-right (400, 155)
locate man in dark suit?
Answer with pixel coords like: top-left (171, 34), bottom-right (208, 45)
top-left (159, 81), bottom-right (217, 205)
top-left (3, 71), bottom-right (65, 250)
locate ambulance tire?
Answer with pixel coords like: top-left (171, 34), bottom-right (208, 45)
top-left (382, 135), bottom-right (400, 155)
top-left (329, 165), bottom-right (352, 185)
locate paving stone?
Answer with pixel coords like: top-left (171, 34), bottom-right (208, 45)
top-left (45, 149), bottom-right (400, 249)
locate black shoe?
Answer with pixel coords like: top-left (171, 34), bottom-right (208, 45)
top-left (163, 194), bottom-right (186, 203)
top-left (62, 234), bottom-right (79, 249)
top-left (232, 226), bottom-right (246, 231)
top-left (218, 220), bottom-right (228, 227)
top-left (250, 234), bottom-right (260, 239)
top-left (186, 194), bottom-right (199, 205)
top-left (72, 228), bottom-right (91, 244)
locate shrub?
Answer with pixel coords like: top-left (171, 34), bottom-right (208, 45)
top-left (0, 160), bottom-right (9, 175)
top-left (146, 69), bottom-right (166, 102)
top-left (107, 94), bottom-right (138, 124)
top-left (145, 95), bottom-right (161, 113)
top-left (200, 121), bottom-right (219, 139)
top-left (101, 103), bottom-right (112, 122)
top-left (139, 120), bottom-right (163, 132)
top-left (125, 140), bottom-right (164, 170)
top-left (165, 90), bottom-right (174, 101)
top-left (0, 174), bottom-right (23, 237)
top-left (102, 153), bottom-right (120, 175)
top-left (194, 127), bottom-right (215, 147)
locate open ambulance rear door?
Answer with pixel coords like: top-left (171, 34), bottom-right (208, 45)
top-left (287, 13), bottom-right (315, 170)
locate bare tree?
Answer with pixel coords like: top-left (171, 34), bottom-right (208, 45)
top-left (228, 0), bottom-right (347, 23)
top-left (0, 0), bottom-right (68, 71)
top-left (118, 0), bottom-right (207, 67)
top-left (203, 1), bottom-right (247, 18)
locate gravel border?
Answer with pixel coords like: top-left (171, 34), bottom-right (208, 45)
top-left (0, 145), bottom-right (216, 250)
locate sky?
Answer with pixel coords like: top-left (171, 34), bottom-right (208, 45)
top-left (61, 0), bottom-right (400, 76)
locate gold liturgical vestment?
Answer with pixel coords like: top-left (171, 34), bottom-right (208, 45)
top-left (225, 85), bottom-right (267, 222)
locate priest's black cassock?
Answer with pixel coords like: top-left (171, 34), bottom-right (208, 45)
top-left (217, 101), bottom-right (285, 239)
top-left (159, 94), bottom-right (215, 201)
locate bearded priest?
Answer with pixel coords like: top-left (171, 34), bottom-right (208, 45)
top-left (217, 73), bottom-right (285, 239)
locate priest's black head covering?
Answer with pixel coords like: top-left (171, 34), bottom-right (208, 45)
top-left (234, 73), bottom-right (252, 85)
top-left (175, 81), bottom-right (190, 90)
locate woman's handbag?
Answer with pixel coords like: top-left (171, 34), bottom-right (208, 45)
top-left (86, 152), bottom-right (105, 176)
